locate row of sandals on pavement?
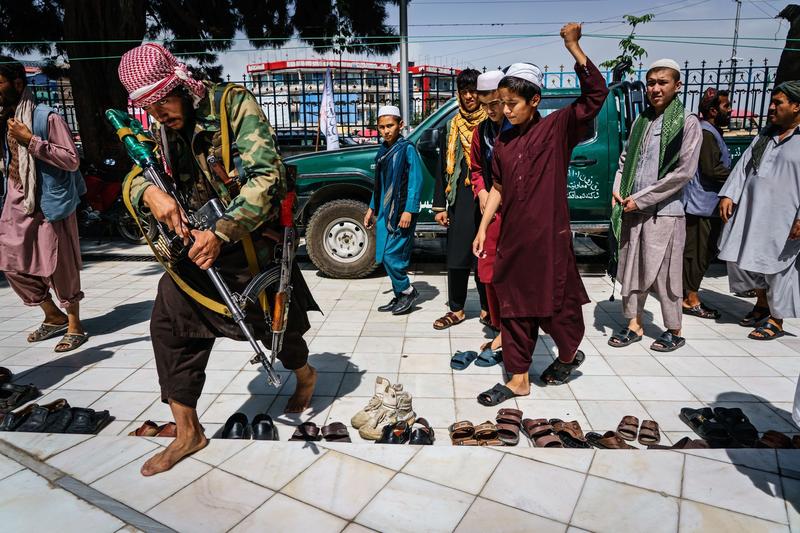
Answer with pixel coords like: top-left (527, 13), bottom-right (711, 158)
top-left (0, 367), bottom-right (113, 434)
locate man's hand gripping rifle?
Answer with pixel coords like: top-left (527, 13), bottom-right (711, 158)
top-left (105, 109), bottom-right (284, 388)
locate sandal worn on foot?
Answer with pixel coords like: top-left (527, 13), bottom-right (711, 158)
top-left (637, 420), bottom-right (660, 445)
top-left (477, 383), bottom-right (524, 406)
top-left (27, 322), bottom-right (67, 343)
top-left (616, 415), bottom-right (639, 441)
top-left (433, 311), bottom-right (465, 330)
top-left (608, 328), bottom-right (642, 347)
top-left (748, 319), bottom-right (784, 341)
top-left (540, 350), bottom-right (585, 385)
top-left (683, 304), bottom-right (721, 320)
top-left (54, 333), bottom-right (89, 353)
top-left (650, 331), bottom-right (685, 353)
top-left (450, 350), bottom-right (479, 370)
top-left (740, 305), bottom-right (770, 327)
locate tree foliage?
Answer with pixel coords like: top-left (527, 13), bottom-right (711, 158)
top-left (0, 0), bottom-right (400, 164)
top-left (600, 14), bottom-right (654, 79)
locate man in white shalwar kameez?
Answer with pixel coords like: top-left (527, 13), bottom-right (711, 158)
top-left (608, 59), bottom-right (703, 352)
top-left (718, 81), bottom-right (800, 341)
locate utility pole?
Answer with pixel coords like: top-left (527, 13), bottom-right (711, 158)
top-left (399, 0), bottom-right (410, 132)
top-left (729, 0), bottom-right (742, 91)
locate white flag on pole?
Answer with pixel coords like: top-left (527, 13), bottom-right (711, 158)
top-left (320, 67), bottom-right (340, 150)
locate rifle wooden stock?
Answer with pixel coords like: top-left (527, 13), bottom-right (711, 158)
top-left (271, 292), bottom-right (288, 332)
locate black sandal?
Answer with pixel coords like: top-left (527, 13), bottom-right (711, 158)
top-left (540, 350), bottom-right (585, 385)
top-left (739, 306), bottom-right (770, 327)
top-left (650, 331), bottom-right (685, 352)
top-left (477, 383), bottom-right (523, 406)
top-left (683, 303), bottom-right (721, 320)
top-left (607, 328), bottom-right (642, 347)
top-left (748, 319), bottom-right (784, 341)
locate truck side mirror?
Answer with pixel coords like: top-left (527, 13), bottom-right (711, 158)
top-left (416, 128), bottom-right (441, 155)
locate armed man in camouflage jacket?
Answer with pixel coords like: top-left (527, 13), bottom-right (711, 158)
top-left (118, 44), bottom-right (320, 476)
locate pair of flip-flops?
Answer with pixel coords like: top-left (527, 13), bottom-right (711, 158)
top-left (450, 347), bottom-right (503, 370)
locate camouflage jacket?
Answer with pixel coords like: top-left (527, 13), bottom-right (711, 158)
top-left (127, 81), bottom-right (286, 244)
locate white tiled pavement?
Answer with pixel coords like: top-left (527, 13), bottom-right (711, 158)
top-left (0, 257), bottom-right (799, 532)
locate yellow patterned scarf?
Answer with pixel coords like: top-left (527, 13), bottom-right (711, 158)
top-left (445, 103), bottom-right (486, 195)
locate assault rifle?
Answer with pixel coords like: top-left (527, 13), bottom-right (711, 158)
top-left (106, 109), bottom-right (287, 387)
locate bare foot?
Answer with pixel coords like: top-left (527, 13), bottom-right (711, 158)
top-left (285, 365), bottom-right (317, 414)
top-left (140, 434), bottom-right (208, 477)
top-left (505, 382), bottom-right (531, 396)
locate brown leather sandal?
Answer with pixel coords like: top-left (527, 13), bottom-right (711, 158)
top-left (496, 408), bottom-right (523, 426)
top-left (637, 420), bottom-right (660, 445)
top-left (449, 421), bottom-right (475, 444)
top-left (757, 430), bottom-right (793, 449)
top-left (433, 311), bottom-right (465, 330)
top-left (129, 420), bottom-right (160, 437)
top-left (616, 415), bottom-right (640, 441)
top-left (522, 418), bottom-right (553, 439)
top-left (474, 421), bottom-right (499, 442)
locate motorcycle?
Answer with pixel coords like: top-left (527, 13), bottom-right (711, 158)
top-left (78, 157), bottom-right (158, 244)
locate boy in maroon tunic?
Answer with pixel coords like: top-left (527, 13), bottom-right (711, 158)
top-left (473, 23), bottom-right (608, 405)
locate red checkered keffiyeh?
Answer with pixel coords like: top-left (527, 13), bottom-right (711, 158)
top-left (118, 43), bottom-right (206, 108)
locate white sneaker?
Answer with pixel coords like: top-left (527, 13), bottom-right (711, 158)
top-left (351, 376), bottom-right (402, 429)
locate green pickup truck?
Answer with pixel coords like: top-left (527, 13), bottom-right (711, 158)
top-left (285, 81), bottom-right (754, 278)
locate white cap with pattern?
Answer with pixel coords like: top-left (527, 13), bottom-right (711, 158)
top-left (502, 63), bottom-right (544, 88)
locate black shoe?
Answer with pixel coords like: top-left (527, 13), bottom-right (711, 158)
top-left (251, 414), bottom-right (278, 440)
top-left (391, 287), bottom-right (419, 315)
top-left (0, 383), bottom-right (40, 414)
top-left (377, 297), bottom-right (398, 312)
top-left (64, 407), bottom-right (112, 434)
top-left (15, 399), bottom-right (70, 433)
top-left (221, 412), bottom-right (251, 439)
top-left (376, 421), bottom-right (411, 444)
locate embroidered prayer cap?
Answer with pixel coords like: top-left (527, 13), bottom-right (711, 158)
top-left (502, 63), bottom-right (544, 88)
top-left (774, 80), bottom-right (800, 103)
top-left (647, 58), bottom-right (682, 81)
top-left (118, 43), bottom-right (207, 108)
top-left (477, 70), bottom-right (505, 91)
top-left (378, 105), bottom-right (402, 118)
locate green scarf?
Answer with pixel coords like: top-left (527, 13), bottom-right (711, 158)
top-left (610, 97), bottom-right (686, 267)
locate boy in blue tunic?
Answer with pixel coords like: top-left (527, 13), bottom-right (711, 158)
top-left (363, 105), bottom-right (424, 315)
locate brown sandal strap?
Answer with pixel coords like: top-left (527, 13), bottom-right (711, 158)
top-left (496, 408), bottom-right (523, 425)
top-left (522, 418), bottom-right (552, 438)
top-left (637, 420), bottom-right (660, 444)
top-left (434, 312), bottom-right (464, 330)
top-left (617, 415), bottom-right (639, 440)
top-left (474, 421), bottom-right (498, 440)
top-left (449, 420), bottom-right (474, 439)
top-left (534, 434), bottom-right (563, 447)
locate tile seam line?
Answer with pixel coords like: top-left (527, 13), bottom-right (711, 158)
top-left (452, 448), bottom-right (512, 531)
top-left (0, 439), bottom-right (175, 533)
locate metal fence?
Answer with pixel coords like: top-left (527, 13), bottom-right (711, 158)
top-left (29, 58), bottom-right (777, 148)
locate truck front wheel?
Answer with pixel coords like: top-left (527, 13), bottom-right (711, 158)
top-left (305, 199), bottom-right (378, 278)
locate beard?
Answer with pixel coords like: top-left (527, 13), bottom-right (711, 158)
top-left (716, 112), bottom-right (731, 128)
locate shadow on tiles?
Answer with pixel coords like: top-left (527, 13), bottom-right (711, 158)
top-left (214, 352), bottom-right (361, 440)
top-left (81, 301), bottom-right (154, 335)
top-left (376, 280), bottom-right (440, 309)
top-left (0, 273), bottom-right (8, 288)
top-left (699, 288), bottom-right (760, 325)
top-left (15, 336), bottom-right (150, 390)
top-left (711, 391), bottom-right (800, 513)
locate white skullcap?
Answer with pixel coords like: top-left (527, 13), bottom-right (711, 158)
top-left (477, 70), bottom-right (504, 91)
top-left (647, 58), bottom-right (682, 80)
top-left (502, 63), bottom-right (544, 88)
top-left (378, 105), bottom-right (401, 118)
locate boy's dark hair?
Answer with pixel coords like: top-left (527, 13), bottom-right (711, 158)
top-left (698, 88), bottom-right (729, 119)
top-left (0, 56), bottom-right (27, 88)
top-left (498, 75), bottom-right (541, 102)
top-left (456, 69), bottom-right (481, 92)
